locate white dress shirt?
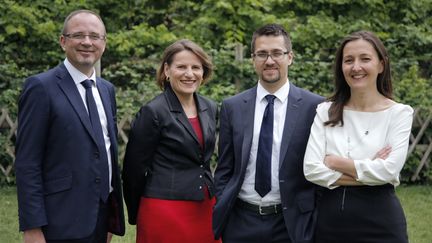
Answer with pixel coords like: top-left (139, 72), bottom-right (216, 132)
top-left (64, 59), bottom-right (112, 191)
top-left (238, 81), bottom-right (290, 206)
top-left (304, 101), bottom-right (413, 189)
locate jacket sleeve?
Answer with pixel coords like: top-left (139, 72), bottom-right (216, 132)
top-left (122, 105), bottom-right (161, 225)
top-left (214, 101), bottom-right (235, 199)
top-left (15, 77), bottom-right (50, 231)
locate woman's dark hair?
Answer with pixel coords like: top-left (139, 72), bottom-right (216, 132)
top-left (325, 30), bottom-right (393, 127)
top-left (156, 39), bottom-right (213, 90)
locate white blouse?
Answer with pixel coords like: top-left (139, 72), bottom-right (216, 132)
top-left (304, 101), bottom-right (413, 189)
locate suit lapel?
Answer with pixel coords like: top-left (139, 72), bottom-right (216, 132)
top-left (197, 96), bottom-right (210, 150)
top-left (279, 83), bottom-right (302, 168)
top-left (241, 87), bottom-right (257, 170)
top-left (96, 80), bottom-right (114, 133)
top-left (96, 79), bottom-right (118, 158)
top-left (165, 87), bottom-right (200, 145)
top-left (56, 64), bottom-right (98, 145)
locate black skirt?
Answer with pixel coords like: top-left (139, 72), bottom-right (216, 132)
top-left (315, 184), bottom-right (408, 243)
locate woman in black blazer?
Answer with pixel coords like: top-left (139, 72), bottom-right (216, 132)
top-left (122, 39), bottom-right (220, 243)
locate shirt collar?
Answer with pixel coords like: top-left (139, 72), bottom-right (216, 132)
top-left (257, 79), bottom-right (290, 103)
top-left (64, 58), bottom-right (97, 86)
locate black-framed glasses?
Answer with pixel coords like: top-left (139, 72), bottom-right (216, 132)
top-left (252, 51), bottom-right (289, 61)
top-left (63, 33), bottom-right (106, 41)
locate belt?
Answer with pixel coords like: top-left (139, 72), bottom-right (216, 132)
top-left (236, 199), bottom-right (282, 215)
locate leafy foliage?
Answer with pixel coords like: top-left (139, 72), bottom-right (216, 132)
top-left (1, 0), bottom-right (431, 185)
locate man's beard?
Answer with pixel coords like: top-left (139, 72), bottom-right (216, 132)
top-left (261, 70), bottom-right (280, 83)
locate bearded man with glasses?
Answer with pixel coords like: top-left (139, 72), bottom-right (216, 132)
top-left (213, 24), bottom-right (324, 243)
top-left (15, 9), bottom-right (125, 243)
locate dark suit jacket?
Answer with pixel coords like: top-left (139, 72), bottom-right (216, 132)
top-left (122, 85), bottom-right (217, 225)
top-left (15, 64), bottom-right (125, 240)
top-left (213, 83), bottom-right (324, 243)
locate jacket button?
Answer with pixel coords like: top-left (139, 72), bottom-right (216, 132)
top-left (200, 165), bottom-right (204, 168)
top-left (95, 177), bottom-right (101, 183)
top-left (199, 186), bottom-right (203, 189)
top-left (199, 175), bottom-right (203, 178)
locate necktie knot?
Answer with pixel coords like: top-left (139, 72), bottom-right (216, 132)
top-left (81, 79), bottom-right (94, 89)
top-left (265, 94), bottom-right (276, 105)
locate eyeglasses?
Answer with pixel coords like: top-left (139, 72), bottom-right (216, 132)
top-left (252, 51), bottom-right (289, 62)
top-left (63, 33), bottom-right (106, 41)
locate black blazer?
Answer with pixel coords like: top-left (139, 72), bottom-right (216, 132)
top-left (122, 86), bottom-right (218, 225)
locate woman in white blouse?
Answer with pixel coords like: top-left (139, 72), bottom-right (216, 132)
top-left (304, 31), bottom-right (412, 243)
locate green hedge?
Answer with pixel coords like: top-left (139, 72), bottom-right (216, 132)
top-left (1, 0), bottom-right (431, 185)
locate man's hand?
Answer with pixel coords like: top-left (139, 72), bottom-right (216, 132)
top-left (23, 228), bottom-right (46, 243)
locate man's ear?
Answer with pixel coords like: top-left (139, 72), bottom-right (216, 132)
top-left (59, 35), bottom-right (66, 51)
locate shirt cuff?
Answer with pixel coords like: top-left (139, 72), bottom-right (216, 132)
top-left (326, 170), bottom-right (344, 189)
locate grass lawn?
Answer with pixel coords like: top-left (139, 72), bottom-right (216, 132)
top-left (1, 185), bottom-right (431, 242)
top-left (397, 185), bottom-right (432, 243)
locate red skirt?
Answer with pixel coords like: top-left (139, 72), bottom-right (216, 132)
top-left (136, 187), bottom-right (221, 243)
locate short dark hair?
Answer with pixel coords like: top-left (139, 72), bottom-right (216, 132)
top-left (156, 39), bottom-right (213, 90)
top-left (325, 30), bottom-right (393, 127)
top-left (62, 9), bottom-right (106, 35)
top-left (251, 24), bottom-right (292, 54)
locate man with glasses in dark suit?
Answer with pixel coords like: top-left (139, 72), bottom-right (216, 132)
top-left (15, 9), bottom-right (125, 242)
top-left (213, 24), bottom-right (323, 243)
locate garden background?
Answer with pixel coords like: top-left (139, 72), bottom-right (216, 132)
top-left (0, 0), bottom-right (431, 242)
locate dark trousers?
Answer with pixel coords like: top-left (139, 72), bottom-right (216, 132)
top-left (315, 185), bottom-right (408, 243)
top-left (47, 200), bottom-right (108, 243)
top-left (222, 202), bottom-right (291, 243)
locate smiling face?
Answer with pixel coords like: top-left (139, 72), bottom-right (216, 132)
top-left (164, 50), bottom-right (204, 99)
top-left (60, 12), bottom-right (106, 76)
top-left (252, 35), bottom-right (293, 91)
top-left (342, 39), bottom-right (384, 92)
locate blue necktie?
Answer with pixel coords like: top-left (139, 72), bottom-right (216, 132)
top-left (255, 94), bottom-right (276, 197)
top-left (81, 79), bottom-right (110, 202)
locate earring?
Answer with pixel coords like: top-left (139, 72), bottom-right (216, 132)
top-left (166, 76), bottom-right (170, 81)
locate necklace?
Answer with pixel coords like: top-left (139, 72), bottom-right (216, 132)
top-left (345, 111), bottom-right (375, 159)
